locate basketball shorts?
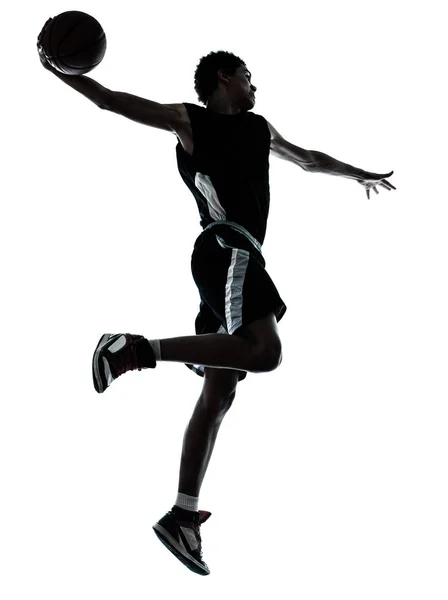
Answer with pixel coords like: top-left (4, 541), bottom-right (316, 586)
top-left (184, 221), bottom-right (287, 382)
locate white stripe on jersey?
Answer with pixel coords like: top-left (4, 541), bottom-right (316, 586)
top-left (195, 172), bottom-right (227, 221)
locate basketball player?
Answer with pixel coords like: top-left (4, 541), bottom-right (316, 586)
top-left (38, 42), bottom-right (396, 575)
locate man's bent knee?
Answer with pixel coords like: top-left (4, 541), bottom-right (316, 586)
top-left (235, 313), bottom-right (282, 372)
top-left (253, 343), bottom-right (283, 372)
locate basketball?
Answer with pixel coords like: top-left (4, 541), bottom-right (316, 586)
top-left (38, 11), bottom-right (106, 75)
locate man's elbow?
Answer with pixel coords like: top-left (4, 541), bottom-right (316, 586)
top-left (299, 150), bottom-right (318, 173)
top-left (97, 89), bottom-right (114, 111)
top-left (306, 150), bottom-right (332, 173)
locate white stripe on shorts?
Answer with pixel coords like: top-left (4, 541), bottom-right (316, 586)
top-left (216, 235), bottom-right (250, 335)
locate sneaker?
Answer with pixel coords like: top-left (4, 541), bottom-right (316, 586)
top-left (153, 507), bottom-right (212, 576)
top-left (92, 333), bottom-right (156, 393)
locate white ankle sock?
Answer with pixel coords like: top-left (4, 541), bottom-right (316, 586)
top-left (175, 492), bottom-right (199, 512)
top-left (147, 339), bottom-right (161, 361)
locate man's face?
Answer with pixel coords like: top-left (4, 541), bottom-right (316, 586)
top-left (234, 65), bottom-right (257, 108)
top-left (220, 65), bottom-right (257, 109)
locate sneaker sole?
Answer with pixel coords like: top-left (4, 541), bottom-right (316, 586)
top-left (92, 334), bottom-right (113, 393)
top-left (152, 523), bottom-right (210, 576)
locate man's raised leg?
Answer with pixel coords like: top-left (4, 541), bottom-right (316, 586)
top-left (92, 313), bottom-right (282, 393)
top-left (158, 312), bottom-right (282, 372)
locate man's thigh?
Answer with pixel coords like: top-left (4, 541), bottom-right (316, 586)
top-left (235, 312), bottom-right (281, 348)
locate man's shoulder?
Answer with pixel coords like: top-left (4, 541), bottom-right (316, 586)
top-left (163, 102), bottom-right (199, 130)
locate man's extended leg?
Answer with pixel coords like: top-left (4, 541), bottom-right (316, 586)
top-left (152, 367), bottom-right (240, 576)
top-left (174, 311), bottom-right (283, 505)
top-left (177, 366), bottom-right (240, 499)
top-left (152, 314), bottom-right (281, 575)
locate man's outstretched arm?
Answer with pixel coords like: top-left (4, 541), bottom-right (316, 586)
top-left (267, 121), bottom-right (396, 200)
top-left (37, 45), bottom-right (183, 134)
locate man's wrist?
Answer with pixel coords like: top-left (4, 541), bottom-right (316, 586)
top-left (349, 167), bottom-right (367, 181)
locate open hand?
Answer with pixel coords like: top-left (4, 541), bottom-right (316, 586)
top-left (358, 171), bottom-right (396, 200)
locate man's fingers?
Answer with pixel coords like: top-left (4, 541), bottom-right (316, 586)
top-left (380, 180), bottom-right (396, 190)
top-left (38, 17), bottom-right (53, 44)
top-left (361, 174), bottom-right (396, 199)
top-left (384, 181), bottom-right (396, 190)
top-left (379, 181), bottom-right (397, 191)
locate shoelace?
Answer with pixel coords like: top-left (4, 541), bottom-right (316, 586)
top-left (111, 338), bottom-right (141, 378)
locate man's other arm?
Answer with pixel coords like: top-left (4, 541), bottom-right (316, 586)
top-left (267, 120), bottom-right (395, 198)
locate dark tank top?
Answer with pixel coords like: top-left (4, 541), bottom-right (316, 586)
top-left (176, 102), bottom-right (271, 247)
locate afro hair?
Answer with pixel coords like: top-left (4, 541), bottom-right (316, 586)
top-left (194, 50), bottom-right (246, 105)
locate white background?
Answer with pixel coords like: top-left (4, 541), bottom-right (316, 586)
top-left (1, 0), bottom-right (447, 598)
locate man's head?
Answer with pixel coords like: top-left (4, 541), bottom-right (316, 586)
top-left (194, 50), bottom-right (257, 112)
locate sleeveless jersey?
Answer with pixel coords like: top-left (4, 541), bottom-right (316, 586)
top-left (175, 102), bottom-right (271, 246)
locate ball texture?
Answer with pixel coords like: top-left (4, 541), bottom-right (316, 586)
top-left (38, 11), bottom-right (106, 75)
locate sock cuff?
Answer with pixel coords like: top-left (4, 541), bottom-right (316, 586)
top-left (175, 492), bottom-right (199, 512)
